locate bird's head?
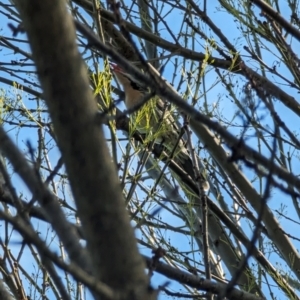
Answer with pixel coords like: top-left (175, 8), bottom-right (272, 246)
top-left (110, 62), bottom-right (147, 109)
top-left (110, 63), bottom-right (146, 94)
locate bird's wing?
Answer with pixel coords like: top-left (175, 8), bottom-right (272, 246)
top-left (110, 63), bottom-right (209, 190)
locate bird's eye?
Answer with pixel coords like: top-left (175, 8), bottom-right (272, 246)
top-left (130, 80), bottom-right (144, 92)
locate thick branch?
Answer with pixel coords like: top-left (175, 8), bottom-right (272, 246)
top-left (13, 0), bottom-right (153, 299)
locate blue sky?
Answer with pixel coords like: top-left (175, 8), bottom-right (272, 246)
top-left (1, 1), bottom-right (300, 299)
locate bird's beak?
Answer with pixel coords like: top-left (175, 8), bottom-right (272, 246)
top-left (109, 62), bottom-right (122, 73)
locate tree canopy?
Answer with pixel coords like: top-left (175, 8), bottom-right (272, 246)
top-left (0, 0), bottom-right (300, 299)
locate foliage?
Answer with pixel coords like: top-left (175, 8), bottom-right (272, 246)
top-left (0, 0), bottom-right (300, 299)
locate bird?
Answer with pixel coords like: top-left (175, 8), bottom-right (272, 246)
top-left (110, 63), bottom-right (209, 192)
